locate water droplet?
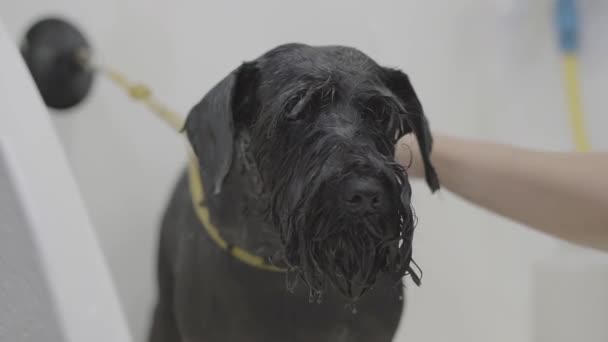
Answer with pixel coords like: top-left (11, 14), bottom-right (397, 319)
top-left (285, 269), bottom-right (298, 293)
top-left (316, 292), bottom-right (323, 304)
top-left (345, 303), bottom-right (358, 314)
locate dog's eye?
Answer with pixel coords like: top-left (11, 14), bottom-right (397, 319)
top-left (360, 98), bottom-right (405, 145)
top-left (284, 88), bottom-right (324, 122)
top-left (284, 90), bottom-right (312, 121)
top-left (362, 98), bottom-right (394, 128)
top-left (284, 95), bottom-right (303, 119)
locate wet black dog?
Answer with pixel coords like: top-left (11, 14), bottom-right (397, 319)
top-left (149, 43), bottom-right (439, 342)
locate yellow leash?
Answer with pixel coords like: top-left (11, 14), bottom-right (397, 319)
top-left (102, 66), bottom-right (284, 272)
top-left (104, 68), bottom-right (185, 132)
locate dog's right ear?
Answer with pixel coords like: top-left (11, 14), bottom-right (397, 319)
top-left (381, 68), bottom-right (440, 192)
top-left (183, 62), bottom-right (259, 195)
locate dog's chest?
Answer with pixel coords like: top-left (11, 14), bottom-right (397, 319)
top-left (171, 223), bottom-right (404, 342)
top-left (164, 173), bottom-right (404, 342)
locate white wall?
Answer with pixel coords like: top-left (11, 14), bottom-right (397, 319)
top-left (0, 0), bottom-right (606, 341)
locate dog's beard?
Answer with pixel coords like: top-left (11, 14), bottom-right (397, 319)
top-left (273, 158), bottom-right (420, 302)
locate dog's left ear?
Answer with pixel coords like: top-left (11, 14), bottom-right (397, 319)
top-left (183, 62), bottom-right (259, 195)
top-left (382, 68), bottom-right (440, 192)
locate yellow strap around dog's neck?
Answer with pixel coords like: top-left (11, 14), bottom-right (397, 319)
top-left (101, 65), bottom-right (284, 272)
top-left (187, 153), bottom-right (285, 272)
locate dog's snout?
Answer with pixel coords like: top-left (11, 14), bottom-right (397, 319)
top-left (342, 177), bottom-right (386, 215)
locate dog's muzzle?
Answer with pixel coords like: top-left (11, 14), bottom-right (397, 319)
top-left (274, 153), bottom-right (415, 301)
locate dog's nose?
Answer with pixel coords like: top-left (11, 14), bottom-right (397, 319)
top-left (342, 177), bottom-right (386, 215)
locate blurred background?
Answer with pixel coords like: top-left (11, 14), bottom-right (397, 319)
top-left (0, 0), bottom-right (607, 341)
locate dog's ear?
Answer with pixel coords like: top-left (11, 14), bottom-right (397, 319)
top-left (184, 62), bottom-right (259, 194)
top-left (382, 68), bottom-right (440, 192)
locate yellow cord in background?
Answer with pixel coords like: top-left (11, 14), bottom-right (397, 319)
top-left (104, 68), bottom-right (185, 132)
top-left (562, 53), bottom-right (591, 152)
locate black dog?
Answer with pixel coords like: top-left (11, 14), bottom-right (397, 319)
top-left (149, 43), bottom-right (439, 342)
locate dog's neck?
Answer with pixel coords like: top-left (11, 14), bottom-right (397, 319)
top-left (200, 130), bottom-right (281, 258)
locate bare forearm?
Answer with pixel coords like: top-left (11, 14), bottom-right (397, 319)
top-left (400, 135), bottom-right (608, 251)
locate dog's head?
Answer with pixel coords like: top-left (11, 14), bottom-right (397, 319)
top-left (185, 44), bottom-right (439, 301)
